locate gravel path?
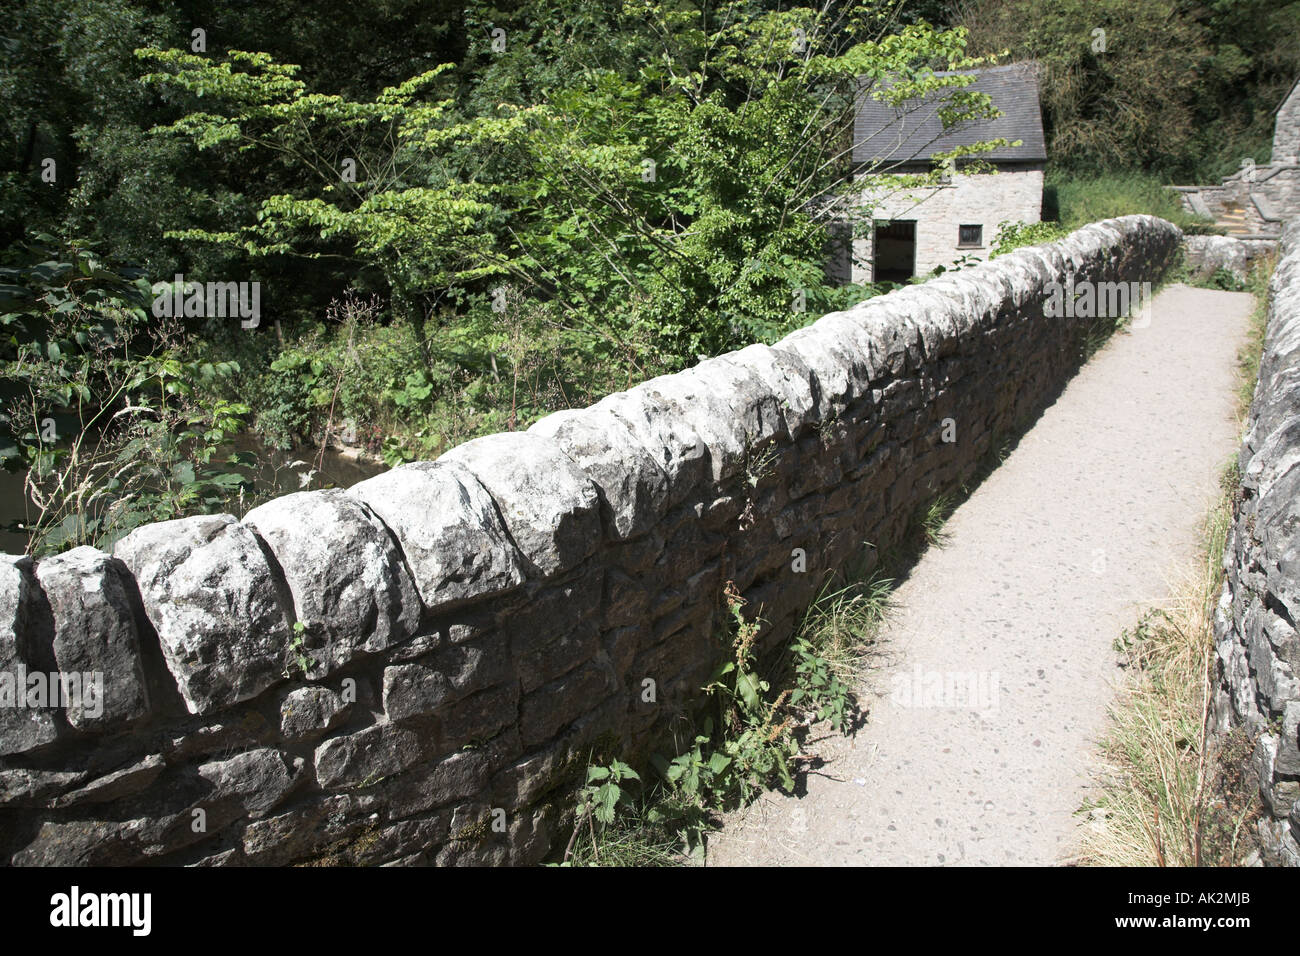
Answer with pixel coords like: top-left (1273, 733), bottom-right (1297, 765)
top-left (707, 284), bottom-right (1255, 867)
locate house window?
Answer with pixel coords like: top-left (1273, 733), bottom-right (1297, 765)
top-left (958, 224), bottom-right (983, 248)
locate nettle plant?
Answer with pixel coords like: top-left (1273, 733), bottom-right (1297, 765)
top-left (565, 572), bottom-right (880, 861)
top-left (0, 236), bottom-right (254, 555)
top-left (640, 582), bottom-right (800, 850)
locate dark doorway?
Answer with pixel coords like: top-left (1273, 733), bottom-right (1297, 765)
top-left (873, 219), bottom-right (916, 283)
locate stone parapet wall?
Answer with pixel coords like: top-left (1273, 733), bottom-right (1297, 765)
top-left (0, 216), bottom-right (1180, 866)
top-left (1184, 235), bottom-right (1278, 281)
top-left (1213, 219), bottom-right (1300, 867)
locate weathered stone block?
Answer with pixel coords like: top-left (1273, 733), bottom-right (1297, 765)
top-left (529, 407), bottom-right (671, 539)
top-left (438, 683), bottom-right (520, 747)
top-left (114, 514), bottom-right (291, 714)
top-left (0, 554), bottom-right (61, 755)
top-left (349, 460), bottom-right (527, 610)
top-left (12, 818), bottom-right (152, 866)
top-left (439, 433), bottom-right (601, 578)
top-left (718, 344), bottom-right (822, 438)
top-left (381, 634), bottom-right (510, 722)
top-left (280, 685), bottom-right (352, 741)
top-left (52, 754), bottom-right (165, 808)
top-left (592, 388), bottom-right (710, 505)
top-left (243, 489), bottom-right (420, 674)
top-left (0, 767), bottom-right (85, 807)
top-left (197, 748), bottom-right (301, 817)
top-left (519, 662), bottom-right (613, 748)
top-left (240, 793), bottom-right (363, 864)
top-left (504, 567), bottom-right (602, 692)
top-left (35, 546), bottom-right (150, 730)
top-left (376, 748), bottom-right (491, 820)
top-left (315, 722), bottom-right (437, 790)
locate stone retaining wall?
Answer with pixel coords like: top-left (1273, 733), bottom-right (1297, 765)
top-left (0, 216), bottom-right (1180, 866)
top-left (1213, 219), bottom-right (1300, 867)
top-left (1184, 234), bottom-right (1278, 282)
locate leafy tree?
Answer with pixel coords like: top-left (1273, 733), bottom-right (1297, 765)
top-left (136, 3), bottom-right (1004, 374)
top-left (953, 0), bottom-right (1300, 179)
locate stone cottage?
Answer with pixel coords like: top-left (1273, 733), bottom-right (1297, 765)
top-left (1173, 77), bottom-right (1300, 238)
top-left (836, 62), bottom-right (1047, 285)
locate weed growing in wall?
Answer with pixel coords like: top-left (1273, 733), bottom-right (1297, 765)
top-left (556, 561), bottom-right (905, 866)
top-left (558, 582), bottom-right (826, 864)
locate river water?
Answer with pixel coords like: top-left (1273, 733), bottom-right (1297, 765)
top-left (1, 436), bottom-right (388, 556)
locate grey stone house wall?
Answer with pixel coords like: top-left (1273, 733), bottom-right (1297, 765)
top-left (1273, 81), bottom-right (1300, 166)
top-left (850, 164), bottom-right (1045, 283)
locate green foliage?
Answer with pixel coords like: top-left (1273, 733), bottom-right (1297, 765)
top-left (285, 621), bottom-right (316, 679)
top-left (4, 1), bottom-right (1035, 497)
top-left (564, 558), bottom-right (895, 864)
top-left (646, 583), bottom-right (800, 851)
top-left (957, 0), bottom-right (1300, 180)
top-left (0, 235), bottom-right (254, 554)
top-left (580, 759), bottom-right (641, 826)
top-left (1235, 256), bottom-right (1276, 414)
top-left (1203, 267), bottom-right (1247, 293)
top-left (122, 5), bottom-right (1007, 468)
top-left (560, 581), bottom-right (817, 863)
top-left (196, 287), bottom-right (590, 462)
top-left (788, 553), bottom-right (891, 736)
top-left (134, 8), bottom-right (1005, 373)
top-left (790, 635), bottom-right (852, 733)
top-left (1048, 172), bottom-right (1211, 231)
top-left (921, 493), bottom-right (954, 547)
top-left (918, 252), bottom-right (984, 279)
top-left (1113, 610), bottom-right (1162, 659)
top-left (990, 219), bottom-right (1068, 258)
top-left (135, 50), bottom-right (502, 311)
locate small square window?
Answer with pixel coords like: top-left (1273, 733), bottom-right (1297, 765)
top-left (958, 224), bottom-right (983, 248)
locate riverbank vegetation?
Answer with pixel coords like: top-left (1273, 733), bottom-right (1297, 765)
top-left (3, 0), bottom-right (1299, 554)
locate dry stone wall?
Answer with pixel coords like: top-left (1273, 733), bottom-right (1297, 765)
top-left (1184, 235), bottom-right (1277, 283)
top-left (0, 216), bottom-right (1180, 866)
top-left (1214, 219), bottom-right (1300, 866)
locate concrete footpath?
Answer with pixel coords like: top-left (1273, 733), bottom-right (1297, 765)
top-left (708, 284), bottom-right (1254, 866)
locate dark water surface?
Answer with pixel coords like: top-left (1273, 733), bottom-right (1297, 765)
top-left (1, 435), bottom-right (388, 556)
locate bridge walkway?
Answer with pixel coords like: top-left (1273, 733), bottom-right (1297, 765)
top-left (707, 284), bottom-right (1254, 866)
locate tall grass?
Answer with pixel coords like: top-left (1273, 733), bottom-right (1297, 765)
top-left (561, 796), bottom-right (695, 867)
top-left (1047, 172), bottom-right (1214, 232)
top-left (787, 565), bottom-right (895, 694)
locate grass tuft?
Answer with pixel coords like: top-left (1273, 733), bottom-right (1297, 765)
top-left (788, 560), bottom-right (895, 703)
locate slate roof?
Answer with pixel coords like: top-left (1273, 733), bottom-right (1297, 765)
top-left (853, 62), bottom-right (1047, 165)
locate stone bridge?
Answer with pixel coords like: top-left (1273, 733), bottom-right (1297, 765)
top-left (2, 216), bottom-right (1297, 866)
